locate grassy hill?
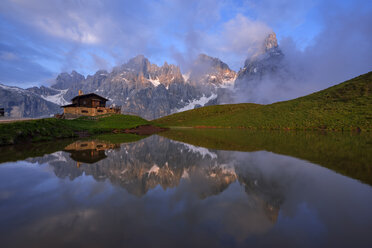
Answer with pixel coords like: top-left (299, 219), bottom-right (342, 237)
top-left (154, 72), bottom-right (372, 131)
top-left (0, 114), bottom-right (150, 145)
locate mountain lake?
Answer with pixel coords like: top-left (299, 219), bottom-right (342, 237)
top-left (0, 130), bottom-right (371, 248)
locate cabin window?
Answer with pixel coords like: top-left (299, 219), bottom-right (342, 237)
top-left (83, 100), bottom-right (87, 105)
top-left (96, 145), bottom-right (103, 148)
top-left (82, 110), bottom-right (88, 113)
top-left (97, 110), bottom-right (103, 113)
top-left (80, 144), bottom-right (88, 147)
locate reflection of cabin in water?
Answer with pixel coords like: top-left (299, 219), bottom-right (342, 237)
top-left (64, 140), bottom-right (120, 166)
top-left (61, 90), bottom-right (120, 118)
top-left (0, 108), bottom-right (4, 117)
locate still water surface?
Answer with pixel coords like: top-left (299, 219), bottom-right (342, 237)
top-left (0, 130), bottom-right (371, 248)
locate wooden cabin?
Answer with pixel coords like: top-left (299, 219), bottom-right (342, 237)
top-left (0, 108), bottom-right (4, 117)
top-left (61, 91), bottom-right (120, 118)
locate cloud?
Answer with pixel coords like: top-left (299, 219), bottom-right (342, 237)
top-left (217, 14), bottom-right (272, 55)
top-left (89, 53), bottom-right (111, 71)
top-left (204, 14), bottom-right (273, 70)
top-left (170, 14), bottom-right (273, 72)
top-left (231, 0), bottom-right (372, 104)
top-left (246, 0), bottom-right (319, 28)
top-left (2, 0), bottom-right (110, 44)
top-left (280, 0), bottom-right (372, 90)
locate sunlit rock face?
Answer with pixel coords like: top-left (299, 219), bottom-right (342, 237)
top-left (187, 54), bottom-right (237, 89)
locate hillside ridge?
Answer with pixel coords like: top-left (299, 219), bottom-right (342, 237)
top-left (154, 71), bottom-right (372, 131)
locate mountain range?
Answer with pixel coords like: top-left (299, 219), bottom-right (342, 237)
top-left (0, 33), bottom-right (284, 119)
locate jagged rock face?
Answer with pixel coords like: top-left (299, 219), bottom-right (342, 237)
top-left (0, 84), bottom-right (61, 118)
top-left (27, 86), bottom-right (60, 96)
top-left (235, 33), bottom-right (284, 89)
top-left (53, 71), bottom-right (85, 90)
top-left (234, 32), bottom-right (292, 103)
top-left (187, 54), bottom-right (236, 90)
top-left (263, 33), bottom-right (279, 52)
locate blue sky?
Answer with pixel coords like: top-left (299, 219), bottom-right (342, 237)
top-left (0, 0), bottom-right (371, 88)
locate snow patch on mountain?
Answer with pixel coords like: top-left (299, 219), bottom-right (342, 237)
top-left (175, 93), bottom-right (217, 112)
top-left (182, 73), bottom-right (190, 82)
top-left (41, 89), bottom-right (70, 106)
top-left (149, 76), bottom-right (161, 87)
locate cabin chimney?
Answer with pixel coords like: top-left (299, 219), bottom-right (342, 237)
top-left (78, 90), bottom-right (83, 96)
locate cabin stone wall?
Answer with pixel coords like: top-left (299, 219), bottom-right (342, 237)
top-left (63, 106), bottom-right (120, 118)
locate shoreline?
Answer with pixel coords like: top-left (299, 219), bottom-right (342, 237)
top-left (0, 115), bottom-right (162, 146)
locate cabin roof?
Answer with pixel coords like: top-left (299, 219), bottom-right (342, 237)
top-left (71, 93), bottom-right (109, 102)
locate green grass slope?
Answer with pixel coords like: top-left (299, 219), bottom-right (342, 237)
top-left (0, 114), bottom-right (149, 146)
top-left (154, 72), bottom-right (372, 131)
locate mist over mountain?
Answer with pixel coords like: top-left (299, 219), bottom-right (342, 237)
top-left (233, 32), bottom-right (293, 103)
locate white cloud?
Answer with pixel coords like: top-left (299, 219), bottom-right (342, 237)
top-left (216, 14), bottom-right (273, 56)
top-left (198, 14), bottom-right (273, 70)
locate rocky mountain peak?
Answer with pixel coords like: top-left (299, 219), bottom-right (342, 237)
top-left (234, 31), bottom-right (293, 104)
top-left (53, 71), bottom-right (85, 90)
top-left (263, 32), bottom-right (278, 52)
top-left (95, 70), bottom-right (108, 75)
top-left (127, 55), bottom-right (150, 68)
top-left (187, 54), bottom-right (236, 88)
top-left (195, 53), bottom-right (230, 71)
top-left (242, 32), bottom-right (283, 69)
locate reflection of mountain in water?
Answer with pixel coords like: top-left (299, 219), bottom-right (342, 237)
top-left (27, 135), bottom-right (284, 223)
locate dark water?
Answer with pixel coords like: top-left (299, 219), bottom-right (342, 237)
top-left (0, 131), bottom-right (372, 248)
